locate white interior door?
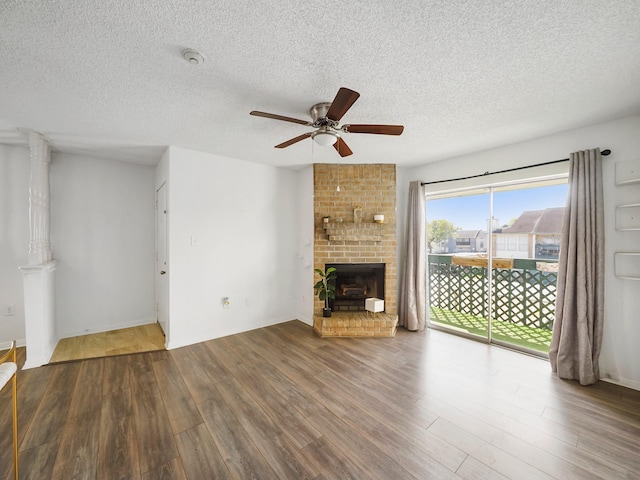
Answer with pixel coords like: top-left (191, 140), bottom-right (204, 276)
top-left (156, 183), bottom-right (169, 336)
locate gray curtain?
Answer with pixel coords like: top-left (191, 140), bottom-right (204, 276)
top-left (549, 148), bottom-right (605, 385)
top-left (399, 181), bottom-right (427, 331)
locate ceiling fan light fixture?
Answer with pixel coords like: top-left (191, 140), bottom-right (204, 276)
top-left (311, 130), bottom-right (339, 146)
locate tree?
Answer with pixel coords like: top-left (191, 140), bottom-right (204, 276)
top-left (427, 219), bottom-right (458, 253)
top-left (506, 217), bottom-right (518, 227)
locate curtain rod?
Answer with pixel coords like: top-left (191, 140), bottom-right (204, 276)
top-left (421, 148), bottom-right (611, 186)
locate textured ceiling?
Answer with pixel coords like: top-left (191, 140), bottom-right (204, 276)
top-left (1, 1), bottom-right (640, 169)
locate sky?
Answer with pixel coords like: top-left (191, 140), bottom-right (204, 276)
top-left (426, 184), bottom-right (569, 231)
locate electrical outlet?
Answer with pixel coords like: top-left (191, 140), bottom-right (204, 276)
top-left (222, 297), bottom-right (230, 309)
top-left (1, 305), bottom-right (15, 316)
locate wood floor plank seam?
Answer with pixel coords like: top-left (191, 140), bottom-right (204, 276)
top-left (4, 321), bottom-right (640, 479)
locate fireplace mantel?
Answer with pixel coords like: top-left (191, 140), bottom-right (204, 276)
top-left (323, 222), bottom-right (384, 242)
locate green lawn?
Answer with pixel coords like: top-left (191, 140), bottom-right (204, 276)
top-left (429, 307), bottom-right (552, 354)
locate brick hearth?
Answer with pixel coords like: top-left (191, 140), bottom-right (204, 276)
top-left (313, 311), bottom-right (398, 337)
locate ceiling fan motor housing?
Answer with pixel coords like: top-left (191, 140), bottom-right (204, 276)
top-left (310, 102), bottom-right (332, 122)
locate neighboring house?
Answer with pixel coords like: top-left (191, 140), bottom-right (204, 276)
top-left (493, 207), bottom-right (564, 259)
top-left (445, 230), bottom-right (487, 253)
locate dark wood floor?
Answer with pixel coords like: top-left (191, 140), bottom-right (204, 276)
top-left (1, 320), bottom-right (639, 479)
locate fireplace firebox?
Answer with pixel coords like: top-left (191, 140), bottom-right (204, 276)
top-left (326, 263), bottom-right (385, 311)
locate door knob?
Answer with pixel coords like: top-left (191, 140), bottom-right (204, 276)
top-left (160, 270), bottom-right (166, 275)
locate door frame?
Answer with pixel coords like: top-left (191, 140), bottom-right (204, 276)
top-left (425, 175), bottom-right (568, 357)
top-left (155, 182), bottom-right (169, 342)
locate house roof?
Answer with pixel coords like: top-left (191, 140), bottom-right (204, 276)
top-left (502, 207), bottom-right (565, 234)
top-left (456, 230), bottom-right (484, 239)
top-left (1, 1), bottom-right (639, 168)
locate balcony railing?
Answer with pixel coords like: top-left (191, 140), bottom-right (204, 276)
top-left (428, 255), bottom-right (558, 331)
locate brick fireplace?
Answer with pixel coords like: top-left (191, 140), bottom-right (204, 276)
top-left (313, 164), bottom-right (397, 337)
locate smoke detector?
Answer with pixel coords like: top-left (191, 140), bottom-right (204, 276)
top-left (182, 49), bottom-right (204, 65)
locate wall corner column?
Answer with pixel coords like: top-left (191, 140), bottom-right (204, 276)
top-left (27, 132), bottom-right (53, 265)
top-left (20, 132), bottom-right (57, 368)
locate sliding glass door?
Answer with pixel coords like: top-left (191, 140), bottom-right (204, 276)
top-left (426, 179), bottom-right (567, 356)
top-left (427, 189), bottom-right (491, 341)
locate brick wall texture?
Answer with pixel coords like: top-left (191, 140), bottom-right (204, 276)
top-left (313, 163), bottom-right (397, 315)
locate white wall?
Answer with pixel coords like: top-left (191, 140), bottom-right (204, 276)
top-left (0, 146), bottom-right (157, 347)
top-left (163, 146), bottom-right (298, 349)
top-left (295, 166), bottom-right (314, 325)
top-left (398, 114), bottom-right (640, 390)
top-left (0, 145), bottom-right (29, 347)
top-left (50, 152), bottom-right (157, 338)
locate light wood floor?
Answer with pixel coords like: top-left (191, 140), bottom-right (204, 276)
top-left (1, 320), bottom-right (639, 479)
top-left (49, 323), bottom-right (165, 363)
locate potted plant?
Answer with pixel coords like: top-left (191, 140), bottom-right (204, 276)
top-left (314, 266), bottom-right (337, 317)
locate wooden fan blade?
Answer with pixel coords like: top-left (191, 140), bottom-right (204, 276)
top-left (326, 88), bottom-right (360, 122)
top-left (342, 124), bottom-right (404, 135)
top-left (333, 137), bottom-right (353, 157)
top-left (250, 111), bottom-right (311, 126)
top-left (275, 132), bottom-right (312, 148)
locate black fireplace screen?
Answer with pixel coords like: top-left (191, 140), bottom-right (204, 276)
top-left (326, 263), bottom-right (385, 311)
